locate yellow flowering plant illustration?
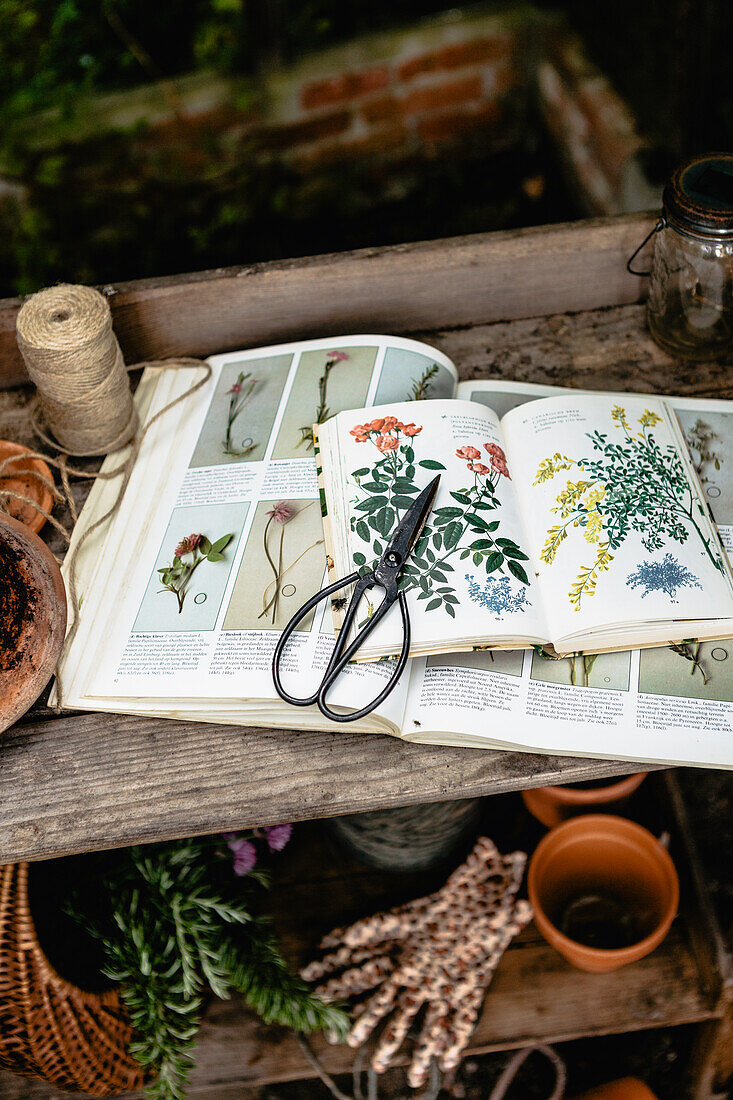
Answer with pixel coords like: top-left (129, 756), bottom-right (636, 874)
top-left (534, 406), bottom-right (724, 611)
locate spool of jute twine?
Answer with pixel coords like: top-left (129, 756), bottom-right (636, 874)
top-left (16, 284), bottom-right (137, 455)
top-left (6, 283), bottom-right (213, 711)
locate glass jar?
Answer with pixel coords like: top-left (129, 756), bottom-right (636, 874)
top-left (630, 153), bottom-right (733, 361)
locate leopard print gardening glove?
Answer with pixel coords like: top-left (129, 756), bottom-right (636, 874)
top-left (301, 837), bottom-right (532, 1088)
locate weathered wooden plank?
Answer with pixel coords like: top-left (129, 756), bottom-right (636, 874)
top-left (0, 709), bottom-right (657, 865)
top-left (0, 926), bottom-right (711, 1100)
top-left (0, 213), bottom-right (653, 389)
top-left (427, 303), bottom-right (733, 399)
top-left (662, 775), bottom-right (732, 1003)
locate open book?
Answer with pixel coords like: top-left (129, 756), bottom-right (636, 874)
top-left (55, 334), bottom-right (733, 768)
top-left (317, 393), bottom-right (733, 660)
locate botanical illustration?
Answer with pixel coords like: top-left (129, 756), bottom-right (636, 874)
top-left (223, 371), bottom-right (258, 456)
top-left (258, 501), bottom-right (324, 625)
top-left (348, 416), bottom-right (529, 618)
top-left (531, 647), bottom-right (632, 691)
top-left (158, 532), bottom-right (234, 613)
top-left (626, 554), bottom-right (701, 601)
top-left (465, 574), bottom-right (531, 614)
top-left (534, 405), bottom-right (724, 611)
top-left (298, 349), bottom-right (350, 449)
top-left (668, 641), bottom-right (710, 685)
top-left (408, 362), bottom-right (439, 401)
top-left (685, 418), bottom-right (722, 485)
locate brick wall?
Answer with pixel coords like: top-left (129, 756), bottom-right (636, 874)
top-left (536, 26), bottom-right (659, 216)
top-left (20, 7), bottom-right (533, 183)
top-left (272, 16), bottom-right (527, 174)
top-left (6, 3), bottom-right (659, 262)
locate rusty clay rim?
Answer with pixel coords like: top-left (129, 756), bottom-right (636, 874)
top-left (0, 512), bottom-right (66, 734)
top-left (0, 439), bottom-right (54, 535)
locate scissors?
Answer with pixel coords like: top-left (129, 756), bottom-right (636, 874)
top-left (273, 475), bottom-right (441, 723)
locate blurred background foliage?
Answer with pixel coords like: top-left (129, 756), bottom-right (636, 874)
top-left (0, 0), bottom-right (572, 296)
top-left (0, 0), bottom-right (729, 296)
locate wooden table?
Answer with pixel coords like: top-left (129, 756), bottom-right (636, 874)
top-left (1, 213), bottom-right (731, 1097)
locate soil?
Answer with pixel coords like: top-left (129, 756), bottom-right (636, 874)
top-left (0, 533), bottom-right (34, 673)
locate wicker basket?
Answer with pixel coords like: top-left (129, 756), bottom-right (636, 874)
top-left (0, 861), bottom-right (145, 1096)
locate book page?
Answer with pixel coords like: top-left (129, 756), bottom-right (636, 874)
top-left (319, 399), bottom-right (548, 661)
top-left (404, 378), bottom-right (733, 767)
top-left (501, 393), bottom-right (733, 647)
top-left (59, 335), bottom-right (455, 731)
top-left (460, 378), bottom-right (733, 562)
top-left (401, 644), bottom-right (733, 768)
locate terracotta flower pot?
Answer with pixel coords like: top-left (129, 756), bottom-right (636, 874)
top-left (0, 512), bottom-right (67, 734)
top-left (528, 815), bottom-right (679, 973)
top-left (522, 773), bottom-right (648, 828)
top-left (571, 1078), bottom-right (658, 1099)
top-left (0, 440), bottom-right (54, 534)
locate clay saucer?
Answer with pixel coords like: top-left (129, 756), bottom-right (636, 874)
top-left (0, 512), bottom-right (67, 734)
top-left (0, 440), bottom-right (54, 534)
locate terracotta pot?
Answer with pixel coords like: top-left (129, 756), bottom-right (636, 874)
top-left (571, 1078), bottom-right (658, 1099)
top-left (522, 773), bottom-right (648, 828)
top-left (0, 440), bottom-right (54, 534)
top-left (528, 815), bottom-right (679, 973)
top-left (0, 512), bottom-right (67, 734)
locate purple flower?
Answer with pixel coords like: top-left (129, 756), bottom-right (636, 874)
top-left (227, 837), bottom-right (258, 876)
top-left (265, 823), bottom-right (292, 852)
top-left (266, 501), bottom-right (295, 525)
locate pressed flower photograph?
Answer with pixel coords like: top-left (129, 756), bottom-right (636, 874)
top-left (133, 502), bottom-right (248, 633)
top-left (639, 640), bottom-right (733, 704)
top-left (530, 648), bottom-right (632, 691)
top-left (189, 354), bottom-right (293, 467)
top-left (372, 346), bottom-right (457, 406)
top-left (223, 499), bottom-right (326, 632)
top-left (271, 346), bottom-right (377, 458)
top-left (676, 407), bottom-right (733, 528)
top-left (223, 370), bottom-right (258, 456)
top-left (158, 530), bottom-right (235, 614)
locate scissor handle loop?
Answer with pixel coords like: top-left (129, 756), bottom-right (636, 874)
top-left (316, 589), bottom-right (411, 723)
top-left (272, 570), bottom-right (360, 707)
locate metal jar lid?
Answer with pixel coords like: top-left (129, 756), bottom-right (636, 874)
top-left (663, 152), bottom-right (733, 238)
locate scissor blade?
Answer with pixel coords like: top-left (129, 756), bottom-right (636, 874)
top-left (385, 474), bottom-right (441, 561)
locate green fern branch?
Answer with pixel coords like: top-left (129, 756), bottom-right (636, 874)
top-left (68, 835), bottom-right (346, 1100)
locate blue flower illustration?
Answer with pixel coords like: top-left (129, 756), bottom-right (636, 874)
top-left (626, 553), bottom-right (702, 601)
top-left (465, 574), bottom-right (531, 614)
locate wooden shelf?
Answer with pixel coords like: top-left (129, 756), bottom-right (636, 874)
top-left (0, 709), bottom-right (658, 864)
top-left (3, 777), bottom-right (730, 1099)
top-left (1, 212), bottom-right (732, 866)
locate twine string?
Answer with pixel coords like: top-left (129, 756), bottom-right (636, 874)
top-left (16, 285), bottom-right (139, 456)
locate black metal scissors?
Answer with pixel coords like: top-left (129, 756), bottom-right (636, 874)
top-left (273, 475), bottom-right (441, 723)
